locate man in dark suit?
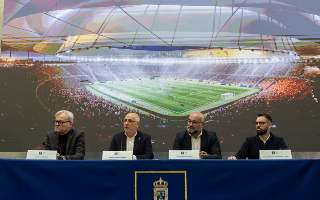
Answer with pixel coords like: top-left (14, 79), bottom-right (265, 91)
top-left (228, 113), bottom-right (288, 159)
top-left (44, 110), bottom-right (85, 160)
top-left (109, 112), bottom-right (154, 159)
top-left (173, 112), bottom-right (222, 159)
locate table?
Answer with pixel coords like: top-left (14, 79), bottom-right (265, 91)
top-left (0, 159), bottom-right (319, 200)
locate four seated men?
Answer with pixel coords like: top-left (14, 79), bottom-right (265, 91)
top-left (43, 110), bottom-right (288, 160)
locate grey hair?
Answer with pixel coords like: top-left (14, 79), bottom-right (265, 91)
top-left (55, 110), bottom-right (74, 123)
top-left (126, 112), bottom-right (140, 123)
top-left (134, 113), bottom-right (140, 123)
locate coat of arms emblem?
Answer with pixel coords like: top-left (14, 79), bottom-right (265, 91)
top-left (153, 177), bottom-right (168, 200)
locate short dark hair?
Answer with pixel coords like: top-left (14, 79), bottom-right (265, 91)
top-left (257, 113), bottom-right (272, 122)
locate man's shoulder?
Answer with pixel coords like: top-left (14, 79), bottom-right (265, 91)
top-left (175, 130), bottom-right (188, 138)
top-left (271, 134), bottom-right (285, 141)
top-left (47, 129), bottom-right (84, 137)
top-left (112, 132), bottom-right (124, 139)
top-left (137, 131), bottom-right (151, 139)
top-left (202, 129), bottom-right (217, 137)
top-left (47, 131), bottom-right (57, 137)
top-left (68, 129), bottom-right (84, 137)
top-left (47, 131), bottom-right (54, 135)
top-left (245, 136), bottom-right (258, 142)
top-left (202, 129), bottom-right (218, 140)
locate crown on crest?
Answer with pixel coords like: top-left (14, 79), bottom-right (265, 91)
top-left (153, 177), bottom-right (168, 188)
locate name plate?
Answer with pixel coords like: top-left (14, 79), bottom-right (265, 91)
top-left (26, 150), bottom-right (57, 160)
top-left (169, 150), bottom-right (200, 160)
top-left (102, 151), bottom-right (133, 160)
top-left (259, 150), bottom-right (292, 160)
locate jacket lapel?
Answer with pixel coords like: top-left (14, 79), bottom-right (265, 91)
top-left (200, 130), bottom-right (206, 151)
top-left (184, 132), bottom-right (192, 150)
top-left (65, 130), bottom-right (73, 154)
top-left (121, 133), bottom-right (127, 151)
top-left (52, 133), bottom-right (59, 150)
top-left (133, 131), bottom-right (142, 153)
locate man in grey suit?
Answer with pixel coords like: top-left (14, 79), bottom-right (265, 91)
top-left (44, 110), bottom-right (85, 160)
top-left (173, 112), bottom-right (222, 159)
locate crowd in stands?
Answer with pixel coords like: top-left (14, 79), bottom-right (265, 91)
top-left (61, 62), bottom-right (295, 86)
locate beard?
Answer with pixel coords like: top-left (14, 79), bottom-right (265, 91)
top-left (187, 127), bottom-right (199, 135)
top-left (256, 128), bottom-right (268, 135)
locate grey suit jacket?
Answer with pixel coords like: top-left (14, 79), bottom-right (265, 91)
top-left (44, 129), bottom-right (85, 160)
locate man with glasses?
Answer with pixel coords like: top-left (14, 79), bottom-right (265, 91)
top-left (173, 112), bottom-right (222, 159)
top-left (109, 112), bottom-right (154, 159)
top-left (228, 113), bottom-right (288, 159)
top-left (44, 110), bottom-right (85, 160)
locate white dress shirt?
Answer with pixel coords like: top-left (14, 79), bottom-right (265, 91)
top-left (190, 131), bottom-right (202, 150)
top-left (125, 132), bottom-right (137, 151)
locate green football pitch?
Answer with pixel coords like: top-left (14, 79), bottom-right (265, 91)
top-left (85, 79), bottom-right (260, 116)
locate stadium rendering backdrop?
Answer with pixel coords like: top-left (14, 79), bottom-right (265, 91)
top-left (1, 48), bottom-right (319, 154)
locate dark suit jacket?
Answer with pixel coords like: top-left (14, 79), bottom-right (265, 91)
top-left (235, 133), bottom-right (288, 159)
top-left (109, 131), bottom-right (154, 159)
top-left (44, 129), bottom-right (85, 160)
top-left (173, 129), bottom-right (222, 159)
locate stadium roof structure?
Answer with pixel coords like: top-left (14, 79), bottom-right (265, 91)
top-left (3, 0), bottom-right (320, 55)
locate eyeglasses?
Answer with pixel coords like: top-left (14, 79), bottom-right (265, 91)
top-left (54, 120), bottom-right (71, 125)
top-left (123, 119), bottom-right (136, 123)
top-left (187, 120), bottom-right (202, 124)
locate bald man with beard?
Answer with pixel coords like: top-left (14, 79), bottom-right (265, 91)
top-left (173, 112), bottom-right (222, 159)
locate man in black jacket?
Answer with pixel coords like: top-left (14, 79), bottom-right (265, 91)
top-left (228, 113), bottom-right (288, 159)
top-left (109, 112), bottom-right (154, 159)
top-left (173, 112), bottom-right (222, 159)
top-left (44, 110), bottom-right (85, 160)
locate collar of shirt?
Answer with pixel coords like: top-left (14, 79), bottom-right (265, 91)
top-left (189, 131), bottom-right (202, 139)
top-left (258, 133), bottom-right (272, 144)
top-left (125, 131), bottom-right (137, 139)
